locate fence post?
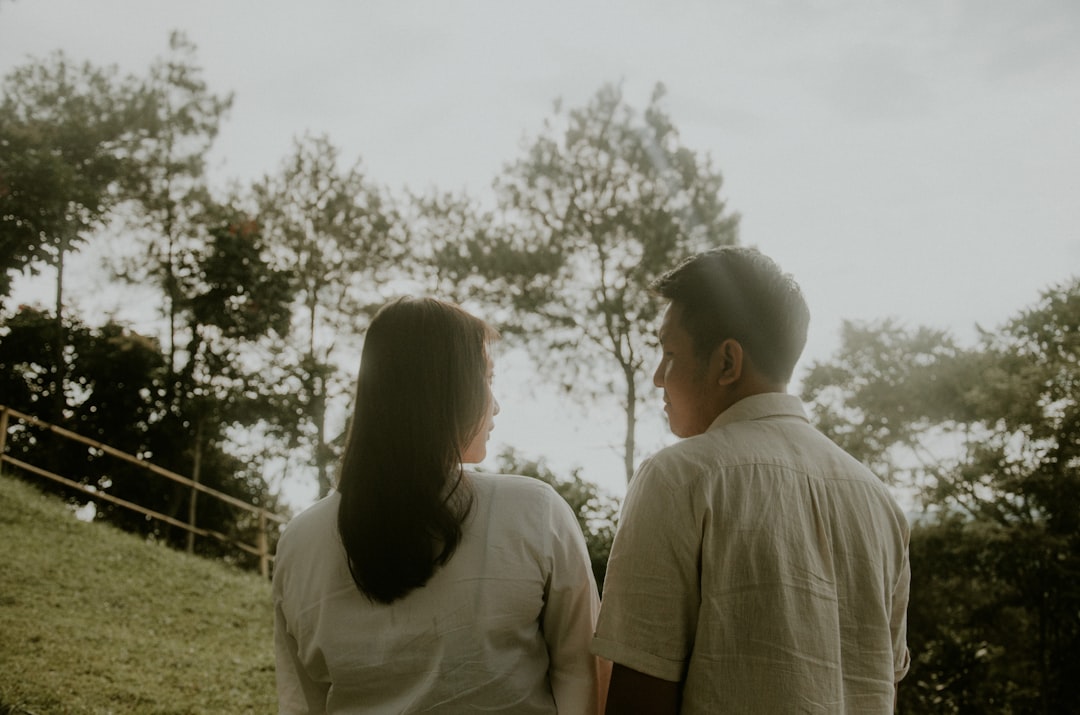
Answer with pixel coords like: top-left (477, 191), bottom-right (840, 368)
top-left (258, 510), bottom-right (269, 579)
top-left (187, 419), bottom-right (204, 554)
top-left (0, 407), bottom-right (9, 462)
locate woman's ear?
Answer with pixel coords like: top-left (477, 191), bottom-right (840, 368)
top-left (710, 338), bottom-right (744, 386)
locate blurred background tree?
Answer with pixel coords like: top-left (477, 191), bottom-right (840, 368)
top-left (116, 30), bottom-right (233, 399)
top-left (0, 52), bottom-right (146, 423)
top-left (803, 277), bottom-right (1080, 714)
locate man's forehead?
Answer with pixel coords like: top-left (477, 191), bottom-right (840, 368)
top-left (657, 303), bottom-right (680, 341)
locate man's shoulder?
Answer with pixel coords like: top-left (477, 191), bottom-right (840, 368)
top-left (638, 413), bottom-right (875, 486)
top-left (633, 433), bottom-right (734, 489)
top-left (643, 418), bottom-right (778, 469)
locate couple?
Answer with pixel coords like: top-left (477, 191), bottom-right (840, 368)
top-left (273, 247), bottom-right (911, 714)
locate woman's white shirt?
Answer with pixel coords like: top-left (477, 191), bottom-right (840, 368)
top-left (273, 472), bottom-right (604, 714)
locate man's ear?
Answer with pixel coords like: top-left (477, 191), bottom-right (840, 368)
top-left (710, 338), bottom-right (744, 386)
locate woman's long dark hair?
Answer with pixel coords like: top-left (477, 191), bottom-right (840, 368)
top-left (336, 297), bottom-right (497, 604)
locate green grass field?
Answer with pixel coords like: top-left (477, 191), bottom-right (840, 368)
top-left (0, 473), bottom-right (277, 714)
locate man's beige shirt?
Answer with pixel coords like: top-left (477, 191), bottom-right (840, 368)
top-left (593, 393), bottom-right (910, 714)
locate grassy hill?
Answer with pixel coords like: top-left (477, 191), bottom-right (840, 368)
top-left (0, 473), bottom-right (277, 714)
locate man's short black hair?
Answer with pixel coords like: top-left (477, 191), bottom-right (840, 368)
top-left (650, 246), bottom-right (810, 383)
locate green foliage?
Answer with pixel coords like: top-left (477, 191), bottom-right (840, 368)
top-left (0, 52), bottom-right (143, 299)
top-left (904, 513), bottom-right (1080, 713)
top-left (0, 307), bottom-right (169, 446)
top-left (128, 31), bottom-right (233, 193)
top-left (170, 211), bottom-right (295, 425)
top-left (190, 219), bottom-right (293, 341)
top-left (802, 319), bottom-right (972, 485)
top-left (409, 190), bottom-right (527, 312)
top-left (0, 473), bottom-right (275, 714)
top-left (253, 133), bottom-right (401, 326)
top-left (494, 446), bottom-right (618, 590)
top-left (803, 277), bottom-right (1080, 714)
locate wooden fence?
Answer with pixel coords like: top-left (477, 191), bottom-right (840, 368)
top-left (0, 404), bottom-right (286, 577)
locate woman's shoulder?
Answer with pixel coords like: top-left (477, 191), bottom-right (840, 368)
top-left (279, 492), bottom-right (340, 544)
top-left (466, 473), bottom-right (580, 552)
top-left (470, 470), bottom-right (552, 492)
top-left (292, 490), bottom-right (340, 520)
top-left (468, 471), bottom-right (560, 501)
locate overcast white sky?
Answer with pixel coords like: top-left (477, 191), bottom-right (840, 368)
top-left (2, 0), bottom-right (1078, 505)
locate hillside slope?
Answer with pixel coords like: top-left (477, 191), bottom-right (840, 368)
top-left (0, 473), bottom-right (277, 714)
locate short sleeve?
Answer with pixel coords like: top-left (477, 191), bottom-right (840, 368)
top-left (541, 489), bottom-right (607, 715)
top-left (591, 457), bottom-right (701, 682)
top-left (272, 531), bottom-right (330, 714)
top-left (892, 537), bottom-right (912, 683)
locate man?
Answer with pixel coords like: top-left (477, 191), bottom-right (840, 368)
top-left (592, 247), bottom-right (910, 713)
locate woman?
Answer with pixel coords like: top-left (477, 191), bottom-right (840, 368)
top-left (273, 297), bottom-right (606, 714)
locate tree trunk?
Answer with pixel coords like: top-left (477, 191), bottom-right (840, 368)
top-left (164, 227), bottom-right (178, 400)
top-left (314, 373), bottom-right (331, 498)
top-left (623, 365), bottom-right (637, 483)
top-left (50, 242), bottom-right (67, 424)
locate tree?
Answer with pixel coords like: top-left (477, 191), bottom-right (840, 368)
top-left (117, 30), bottom-right (234, 395)
top-left (165, 212), bottom-right (294, 549)
top-left (0, 53), bottom-right (141, 302)
top-left (439, 83), bottom-right (740, 481)
top-left (799, 319), bottom-right (970, 490)
top-left (494, 447), bottom-right (618, 590)
top-left (253, 134), bottom-right (402, 497)
top-left (94, 34), bottom-right (297, 546)
top-left (409, 190), bottom-right (506, 310)
top-left (0, 53), bottom-right (144, 419)
top-left (801, 278), bottom-right (1080, 714)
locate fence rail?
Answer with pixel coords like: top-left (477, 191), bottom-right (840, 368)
top-left (0, 404), bottom-right (286, 577)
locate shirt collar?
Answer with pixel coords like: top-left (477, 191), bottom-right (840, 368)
top-left (707, 392), bottom-right (810, 431)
